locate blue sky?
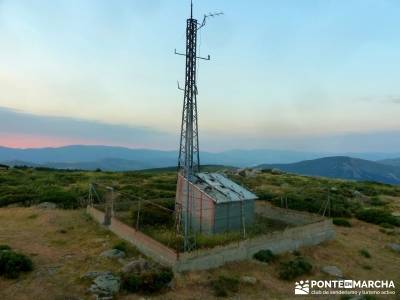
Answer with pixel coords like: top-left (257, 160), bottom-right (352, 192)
top-left (0, 0), bottom-right (399, 152)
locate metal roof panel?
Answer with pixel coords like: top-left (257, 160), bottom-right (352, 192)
top-left (195, 172), bottom-right (258, 203)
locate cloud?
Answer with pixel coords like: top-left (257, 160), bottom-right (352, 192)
top-left (1, 106), bottom-right (399, 153)
top-left (0, 107), bottom-right (176, 149)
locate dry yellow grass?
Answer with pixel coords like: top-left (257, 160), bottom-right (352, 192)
top-left (0, 207), bottom-right (399, 300)
top-left (0, 207), bottom-right (138, 300)
top-left (153, 219), bottom-right (399, 300)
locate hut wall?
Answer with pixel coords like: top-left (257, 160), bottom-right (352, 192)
top-left (176, 175), bottom-right (255, 235)
top-left (176, 175), bottom-right (215, 234)
top-left (214, 200), bottom-right (255, 233)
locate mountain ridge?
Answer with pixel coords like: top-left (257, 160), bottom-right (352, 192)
top-left (378, 158), bottom-right (400, 167)
top-left (1, 145), bottom-right (399, 166)
top-left (258, 156), bottom-right (400, 185)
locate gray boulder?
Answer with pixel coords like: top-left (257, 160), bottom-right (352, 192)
top-left (100, 249), bottom-right (125, 259)
top-left (89, 273), bottom-right (120, 296)
top-left (240, 276), bottom-right (257, 285)
top-left (37, 202), bottom-right (57, 209)
top-left (321, 266), bottom-right (343, 278)
top-left (387, 243), bottom-right (400, 253)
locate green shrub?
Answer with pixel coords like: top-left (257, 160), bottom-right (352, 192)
top-left (113, 241), bottom-right (128, 253)
top-left (359, 249), bottom-right (371, 258)
top-left (0, 245), bottom-right (11, 251)
top-left (356, 208), bottom-right (400, 227)
top-left (270, 191), bottom-right (353, 218)
top-left (369, 196), bottom-right (385, 206)
top-left (38, 189), bottom-right (79, 209)
top-left (0, 249), bottom-right (33, 278)
top-left (141, 268), bottom-right (174, 293)
top-left (256, 191), bottom-right (278, 201)
top-left (380, 223), bottom-right (394, 229)
top-left (278, 257), bottom-right (312, 280)
top-left (356, 183), bottom-right (379, 196)
top-left (333, 218), bottom-right (352, 227)
top-left (122, 267), bottom-right (174, 294)
top-left (122, 273), bottom-right (142, 293)
top-left (253, 249), bottom-right (276, 263)
top-left (293, 250), bottom-right (301, 257)
top-left (211, 275), bottom-right (240, 297)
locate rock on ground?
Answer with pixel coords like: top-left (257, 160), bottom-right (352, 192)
top-left (241, 276), bottom-right (257, 285)
top-left (89, 273), bottom-right (120, 297)
top-left (321, 266), bottom-right (343, 278)
top-left (387, 243), bottom-right (400, 253)
top-left (100, 249), bottom-right (125, 259)
top-left (37, 202), bottom-right (57, 209)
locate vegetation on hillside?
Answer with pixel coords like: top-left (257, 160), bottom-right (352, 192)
top-left (0, 167), bottom-right (177, 208)
top-left (278, 256), bottom-right (313, 280)
top-left (232, 170), bottom-right (400, 224)
top-left (0, 167), bottom-right (399, 230)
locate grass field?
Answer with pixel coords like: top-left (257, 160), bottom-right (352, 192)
top-left (0, 208), bottom-right (139, 300)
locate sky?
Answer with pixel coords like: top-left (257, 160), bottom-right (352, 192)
top-left (0, 0), bottom-right (400, 152)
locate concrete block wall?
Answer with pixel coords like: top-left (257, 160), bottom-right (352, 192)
top-left (87, 206), bottom-right (335, 273)
top-left (175, 219), bottom-right (335, 272)
top-left (87, 206), bottom-right (177, 267)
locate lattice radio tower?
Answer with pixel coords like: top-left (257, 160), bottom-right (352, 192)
top-left (175, 1), bottom-right (222, 251)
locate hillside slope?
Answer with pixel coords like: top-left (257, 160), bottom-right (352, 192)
top-left (258, 156), bottom-right (400, 185)
top-left (379, 158), bottom-right (400, 167)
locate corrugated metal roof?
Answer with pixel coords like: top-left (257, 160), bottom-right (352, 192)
top-left (195, 172), bottom-right (258, 203)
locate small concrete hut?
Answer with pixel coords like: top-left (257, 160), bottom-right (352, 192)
top-left (176, 172), bottom-right (257, 234)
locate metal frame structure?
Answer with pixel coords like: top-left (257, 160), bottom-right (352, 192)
top-left (175, 1), bottom-right (222, 251)
top-left (177, 3), bottom-right (200, 179)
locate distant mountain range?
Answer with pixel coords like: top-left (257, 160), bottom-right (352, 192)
top-left (378, 158), bottom-right (400, 167)
top-left (0, 145), bottom-right (334, 169)
top-left (258, 156), bottom-right (400, 185)
top-left (5, 158), bottom-right (153, 172)
top-left (1, 146), bottom-right (400, 184)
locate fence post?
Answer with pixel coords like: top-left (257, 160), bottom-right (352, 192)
top-left (104, 204), bottom-right (112, 226)
top-left (103, 187), bottom-right (114, 226)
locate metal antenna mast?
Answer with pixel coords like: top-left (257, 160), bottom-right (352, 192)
top-left (175, 1), bottom-right (223, 180)
top-left (175, 1), bottom-right (222, 251)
